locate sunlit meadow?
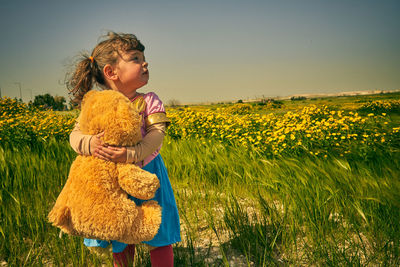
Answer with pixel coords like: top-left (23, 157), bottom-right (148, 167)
top-left (1, 92), bottom-right (399, 266)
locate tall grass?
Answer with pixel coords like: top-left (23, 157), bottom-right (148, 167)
top-left (1, 137), bottom-right (399, 266)
top-left (163, 138), bottom-right (400, 266)
top-left (0, 140), bottom-right (106, 266)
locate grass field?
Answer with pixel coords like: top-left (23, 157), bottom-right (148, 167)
top-left (1, 93), bottom-right (399, 266)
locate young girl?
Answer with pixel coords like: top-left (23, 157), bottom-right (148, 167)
top-left (67, 32), bottom-right (180, 267)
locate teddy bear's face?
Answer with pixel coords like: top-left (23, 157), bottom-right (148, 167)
top-left (79, 90), bottom-right (142, 146)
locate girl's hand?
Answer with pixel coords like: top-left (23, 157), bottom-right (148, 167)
top-left (89, 132), bottom-right (106, 156)
top-left (93, 146), bottom-right (128, 163)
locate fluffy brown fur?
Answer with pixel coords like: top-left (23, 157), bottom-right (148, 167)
top-left (48, 90), bottom-right (162, 244)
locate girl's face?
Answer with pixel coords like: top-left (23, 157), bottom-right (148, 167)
top-left (114, 50), bottom-right (149, 95)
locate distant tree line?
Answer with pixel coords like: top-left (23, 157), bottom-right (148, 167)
top-left (290, 96), bottom-right (307, 101)
top-left (31, 94), bottom-right (68, 111)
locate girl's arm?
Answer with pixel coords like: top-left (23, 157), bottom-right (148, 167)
top-left (69, 121), bottom-right (93, 155)
top-left (126, 122), bottom-right (166, 163)
top-left (69, 117), bottom-right (105, 156)
top-left (93, 122), bottom-right (166, 164)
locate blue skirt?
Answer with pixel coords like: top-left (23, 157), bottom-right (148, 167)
top-left (84, 154), bottom-right (181, 253)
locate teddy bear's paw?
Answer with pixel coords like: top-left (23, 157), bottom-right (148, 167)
top-left (127, 202), bottom-right (162, 243)
top-left (115, 201), bottom-right (162, 244)
top-left (141, 200), bottom-right (162, 229)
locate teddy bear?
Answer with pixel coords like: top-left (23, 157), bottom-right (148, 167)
top-left (48, 90), bottom-right (162, 244)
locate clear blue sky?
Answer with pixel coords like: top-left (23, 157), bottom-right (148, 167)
top-left (0, 0), bottom-right (399, 104)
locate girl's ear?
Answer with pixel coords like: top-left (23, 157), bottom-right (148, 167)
top-left (103, 64), bottom-right (118, 81)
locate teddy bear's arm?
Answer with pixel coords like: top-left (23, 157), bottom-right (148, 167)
top-left (117, 164), bottom-right (160, 200)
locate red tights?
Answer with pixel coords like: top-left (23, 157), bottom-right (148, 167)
top-left (113, 244), bottom-right (173, 267)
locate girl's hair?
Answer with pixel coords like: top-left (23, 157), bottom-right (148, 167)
top-left (66, 32), bottom-right (145, 106)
